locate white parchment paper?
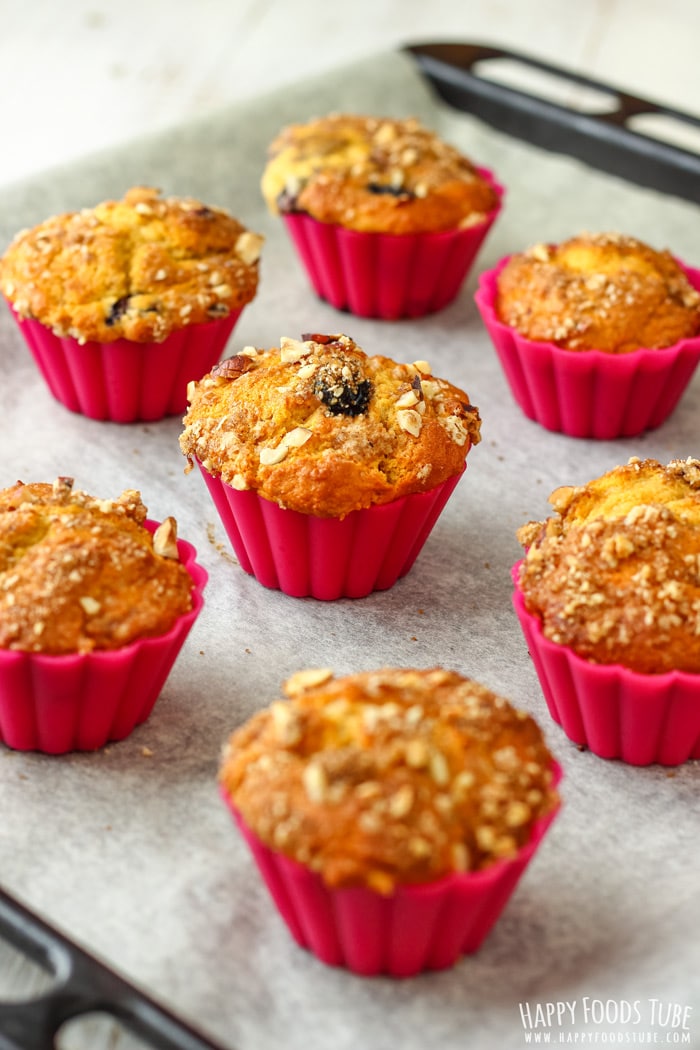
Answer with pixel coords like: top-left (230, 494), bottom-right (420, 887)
top-left (0, 48), bottom-right (698, 1050)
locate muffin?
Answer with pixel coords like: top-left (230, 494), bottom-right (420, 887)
top-left (513, 456), bottom-right (700, 764)
top-left (180, 332), bottom-right (481, 598)
top-left (0, 477), bottom-right (207, 753)
top-left (261, 114), bottom-right (503, 319)
top-left (475, 233), bottom-right (700, 438)
top-left (0, 187), bottom-right (263, 422)
top-left (219, 667), bottom-right (561, 976)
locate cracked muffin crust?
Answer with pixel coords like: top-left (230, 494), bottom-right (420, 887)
top-left (219, 667), bottom-right (559, 893)
top-left (496, 233), bottom-right (700, 353)
top-left (180, 333), bottom-right (482, 519)
top-left (0, 478), bottom-right (194, 654)
top-left (261, 114), bottom-right (499, 235)
top-left (517, 457), bottom-right (700, 674)
top-left (0, 187), bottom-right (263, 344)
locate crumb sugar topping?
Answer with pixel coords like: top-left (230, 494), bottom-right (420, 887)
top-left (180, 333), bottom-right (481, 518)
top-left (0, 187), bottom-right (263, 343)
top-left (497, 232), bottom-right (700, 353)
top-left (0, 479), bottom-right (193, 653)
top-left (518, 457), bottom-right (700, 673)
top-left (219, 668), bottom-right (558, 892)
top-left (261, 114), bottom-right (499, 234)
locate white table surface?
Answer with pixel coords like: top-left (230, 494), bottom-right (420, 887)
top-left (1, 4), bottom-right (699, 1050)
top-left (2, 0), bottom-right (700, 191)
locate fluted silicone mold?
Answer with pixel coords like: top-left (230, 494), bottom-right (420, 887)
top-left (0, 522), bottom-right (207, 754)
top-left (7, 304), bottom-right (243, 422)
top-left (475, 258), bottom-right (700, 439)
top-left (512, 562), bottom-right (700, 766)
top-left (281, 168), bottom-right (503, 320)
top-left (221, 771), bottom-right (561, 978)
top-left (199, 463), bottom-right (465, 599)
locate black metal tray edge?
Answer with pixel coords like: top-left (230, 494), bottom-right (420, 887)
top-left (0, 885), bottom-right (226, 1049)
top-left (405, 41), bottom-right (700, 203)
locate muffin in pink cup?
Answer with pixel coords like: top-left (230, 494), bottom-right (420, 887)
top-left (261, 114), bottom-right (503, 320)
top-left (218, 667), bottom-right (562, 977)
top-left (513, 456), bottom-right (700, 765)
top-left (179, 332), bottom-right (481, 600)
top-left (475, 233), bottom-right (700, 439)
top-left (0, 477), bottom-right (207, 754)
top-left (0, 187), bottom-right (263, 422)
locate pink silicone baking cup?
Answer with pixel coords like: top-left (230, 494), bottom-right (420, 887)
top-left (0, 522), bottom-right (207, 754)
top-left (7, 302), bottom-right (243, 422)
top-left (475, 258), bottom-right (700, 439)
top-left (281, 168), bottom-right (503, 320)
top-left (512, 562), bottom-right (700, 766)
top-left (221, 771), bottom-right (561, 977)
top-left (198, 462), bottom-right (465, 600)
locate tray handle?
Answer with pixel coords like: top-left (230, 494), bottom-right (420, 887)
top-left (406, 42), bottom-right (700, 203)
top-left (0, 887), bottom-right (228, 1050)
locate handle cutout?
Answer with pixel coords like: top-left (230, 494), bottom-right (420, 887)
top-left (0, 937), bottom-right (57, 1002)
top-left (57, 1012), bottom-right (153, 1049)
top-left (626, 111), bottom-right (700, 156)
top-left (472, 57), bottom-right (620, 114)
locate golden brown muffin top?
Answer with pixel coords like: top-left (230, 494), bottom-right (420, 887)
top-left (517, 457), bottom-right (700, 674)
top-left (220, 667), bottom-right (558, 892)
top-left (261, 114), bottom-right (499, 235)
top-left (180, 333), bottom-right (481, 518)
top-left (0, 478), bottom-right (193, 654)
top-left (0, 187), bottom-right (263, 344)
top-left (496, 232), bottom-right (700, 353)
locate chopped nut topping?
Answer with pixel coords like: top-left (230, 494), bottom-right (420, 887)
top-left (441, 416), bottom-right (470, 445)
top-left (152, 517), bottom-right (179, 559)
top-left (282, 427), bottom-right (312, 449)
top-left (396, 409), bottom-right (423, 437)
top-left (405, 738), bottom-right (429, 768)
top-left (504, 801), bottom-right (531, 828)
top-left (388, 784), bottom-right (414, 818)
top-left (429, 750), bottom-right (450, 786)
top-left (529, 242), bottom-right (551, 261)
top-left (235, 230), bottom-right (264, 265)
top-left (408, 835), bottom-right (432, 858)
top-left (420, 379), bottom-right (442, 400)
top-left (302, 762), bottom-right (328, 803)
top-left (79, 596), bottom-right (101, 615)
top-left (396, 390), bottom-right (420, 409)
top-left (271, 701), bottom-right (302, 747)
top-left (283, 668), bottom-right (334, 697)
top-left (475, 826), bottom-right (496, 851)
top-left (452, 769), bottom-right (476, 798)
top-left (52, 477), bottom-right (75, 498)
top-left (259, 444), bottom-right (288, 466)
top-left (280, 337), bottom-right (313, 363)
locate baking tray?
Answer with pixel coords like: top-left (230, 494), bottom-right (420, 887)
top-left (0, 888), bottom-right (224, 1050)
top-left (0, 40), bottom-right (698, 1050)
top-left (406, 42), bottom-right (700, 203)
